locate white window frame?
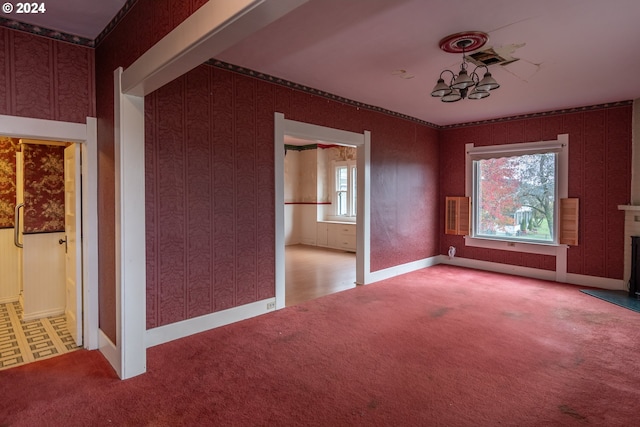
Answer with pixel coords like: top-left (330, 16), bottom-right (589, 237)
top-left (332, 160), bottom-right (357, 218)
top-left (464, 135), bottom-right (569, 256)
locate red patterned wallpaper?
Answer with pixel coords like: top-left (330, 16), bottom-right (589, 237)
top-left (22, 144), bottom-right (65, 233)
top-left (439, 105), bottom-right (632, 279)
top-left (144, 64), bottom-right (441, 328)
top-left (0, 137), bottom-right (19, 228)
top-left (95, 0), bottom-right (213, 343)
top-left (0, 28), bottom-right (95, 123)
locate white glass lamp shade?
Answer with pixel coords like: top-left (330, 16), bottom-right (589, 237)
top-left (442, 88), bottom-right (462, 102)
top-left (451, 69), bottom-right (475, 90)
top-left (468, 87), bottom-right (490, 99)
top-left (476, 72), bottom-right (500, 91)
top-left (431, 78), bottom-right (452, 97)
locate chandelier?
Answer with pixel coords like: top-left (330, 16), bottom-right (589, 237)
top-left (431, 31), bottom-right (500, 102)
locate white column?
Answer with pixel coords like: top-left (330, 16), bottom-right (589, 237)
top-left (114, 67), bottom-right (147, 379)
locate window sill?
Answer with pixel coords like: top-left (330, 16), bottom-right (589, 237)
top-left (464, 236), bottom-right (567, 255)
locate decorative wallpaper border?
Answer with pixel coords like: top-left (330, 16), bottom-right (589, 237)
top-left (440, 100), bottom-right (634, 129)
top-left (206, 60), bottom-right (633, 131)
top-left (93, 0), bottom-right (138, 47)
top-left (207, 60), bottom-right (441, 129)
top-left (0, 0), bottom-right (138, 47)
top-left (0, 17), bottom-right (95, 47)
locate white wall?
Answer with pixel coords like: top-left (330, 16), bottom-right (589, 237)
top-left (0, 229), bottom-right (20, 303)
top-left (284, 148), bottom-right (319, 245)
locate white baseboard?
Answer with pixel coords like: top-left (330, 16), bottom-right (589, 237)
top-left (99, 329), bottom-right (120, 377)
top-left (0, 295), bottom-right (18, 304)
top-left (438, 255), bottom-right (626, 290)
top-left (367, 255), bottom-right (441, 284)
top-left (145, 298), bottom-right (275, 348)
top-left (438, 255), bottom-right (557, 281)
top-left (21, 306), bottom-right (65, 321)
top-left (566, 273), bottom-right (626, 290)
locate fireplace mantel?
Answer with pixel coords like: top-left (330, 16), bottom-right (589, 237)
top-left (620, 204), bottom-right (640, 287)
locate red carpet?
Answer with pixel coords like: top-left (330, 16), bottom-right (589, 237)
top-left (2, 265), bottom-right (639, 426)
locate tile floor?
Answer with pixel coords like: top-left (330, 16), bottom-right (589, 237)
top-left (0, 301), bottom-right (79, 370)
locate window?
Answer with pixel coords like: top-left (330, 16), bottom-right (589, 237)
top-left (334, 161), bottom-right (356, 217)
top-left (467, 138), bottom-right (567, 248)
top-left (474, 152), bottom-right (556, 243)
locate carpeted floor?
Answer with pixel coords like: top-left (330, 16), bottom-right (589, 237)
top-left (1, 265), bottom-right (639, 426)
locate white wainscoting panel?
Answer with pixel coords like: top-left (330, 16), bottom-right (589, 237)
top-left (0, 229), bottom-right (20, 303)
top-left (21, 232), bottom-right (65, 320)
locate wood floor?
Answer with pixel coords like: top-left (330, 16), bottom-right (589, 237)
top-left (285, 244), bottom-right (356, 306)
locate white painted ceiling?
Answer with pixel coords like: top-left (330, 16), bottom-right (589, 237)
top-left (0, 0), bottom-right (126, 39)
top-left (5, 0), bottom-right (640, 126)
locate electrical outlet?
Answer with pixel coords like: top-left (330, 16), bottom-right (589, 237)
top-left (267, 302), bottom-right (275, 310)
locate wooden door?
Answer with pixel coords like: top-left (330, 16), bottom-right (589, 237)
top-left (64, 144), bottom-right (82, 346)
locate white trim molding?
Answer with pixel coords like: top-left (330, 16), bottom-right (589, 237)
top-left (82, 117), bottom-right (99, 351)
top-left (357, 131), bottom-right (372, 285)
top-left (368, 255), bottom-right (441, 284)
top-left (99, 330), bottom-right (120, 375)
top-left (146, 299), bottom-right (275, 348)
top-left (114, 67), bottom-right (147, 379)
top-left (438, 255), bottom-right (625, 290)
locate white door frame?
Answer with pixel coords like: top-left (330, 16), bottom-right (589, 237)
top-left (0, 114), bottom-right (99, 351)
top-left (274, 113), bottom-right (372, 308)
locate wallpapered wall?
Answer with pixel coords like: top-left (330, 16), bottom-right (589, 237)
top-left (439, 105), bottom-right (632, 280)
top-left (96, 0), bottom-right (210, 344)
top-left (0, 28), bottom-right (95, 123)
top-left (143, 64), bottom-right (440, 329)
top-left (0, 137), bottom-right (18, 228)
top-left (0, 139), bottom-right (65, 233)
top-left (22, 144), bottom-right (65, 233)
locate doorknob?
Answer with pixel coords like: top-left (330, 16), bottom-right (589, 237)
top-left (59, 237), bottom-right (67, 253)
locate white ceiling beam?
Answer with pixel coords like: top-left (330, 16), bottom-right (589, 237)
top-left (121, 0), bottom-right (309, 96)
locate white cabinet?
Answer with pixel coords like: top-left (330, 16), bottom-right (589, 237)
top-left (316, 222), bottom-right (328, 246)
top-left (318, 221), bottom-right (356, 252)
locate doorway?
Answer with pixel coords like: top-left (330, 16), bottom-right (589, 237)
top-left (282, 137), bottom-right (358, 305)
top-left (0, 138), bottom-right (84, 370)
top-left (0, 114), bottom-right (98, 367)
top-left (274, 113), bottom-right (372, 309)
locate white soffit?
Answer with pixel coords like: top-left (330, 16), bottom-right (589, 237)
top-left (121, 0), bottom-right (310, 97)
